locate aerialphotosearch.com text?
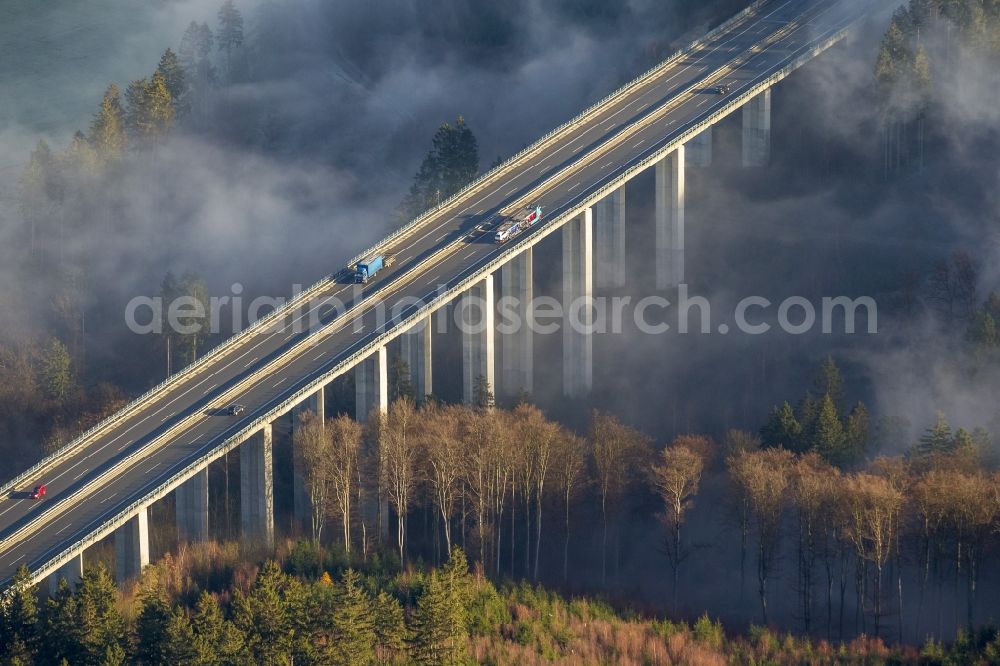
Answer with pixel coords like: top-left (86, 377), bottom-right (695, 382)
top-left (125, 283), bottom-right (878, 339)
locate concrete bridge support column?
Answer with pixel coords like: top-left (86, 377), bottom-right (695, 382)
top-left (241, 423), bottom-right (274, 548)
top-left (356, 346), bottom-right (388, 544)
top-left (655, 146), bottom-right (685, 289)
top-left (462, 274), bottom-right (496, 405)
top-left (48, 553), bottom-right (83, 594)
top-left (114, 507), bottom-right (149, 583)
top-left (176, 467), bottom-right (209, 543)
top-left (742, 89), bottom-right (771, 167)
top-left (594, 186), bottom-right (626, 289)
top-left (356, 346), bottom-right (388, 421)
top-left (501, 250), bottom-right (533, 397)
top-left (686, 126), bottom-right (713, 168)
top-left (400, 322), bottom-right (433, 401)
top-left (562, 208), bottom-right (594, 397)
top-left (292, 388), bottom-right (324, 530)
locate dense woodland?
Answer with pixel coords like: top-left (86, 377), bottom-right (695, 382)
top-left (2, 0), bottom-right (1000, 661)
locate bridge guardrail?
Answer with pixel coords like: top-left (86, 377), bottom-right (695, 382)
top-left (24, 1), bottom-right (857, 588)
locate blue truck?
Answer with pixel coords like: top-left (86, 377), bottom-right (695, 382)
top-left (354, 254), bottom-right (395, 284)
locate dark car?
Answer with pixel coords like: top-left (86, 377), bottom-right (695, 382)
top-left (227, 404), bottom-right (245, 416)
top-left (716, 83), bottom-right (731, 95)
top-left (30, 484), bottom-right (46, 500)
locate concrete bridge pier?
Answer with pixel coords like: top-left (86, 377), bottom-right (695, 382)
top-left (562, 208), bottom-right (594, 397)
top-left (355, 346), bottom-right (388, 543)
top-left (594, 186), bottom-right (626, 289)
top-left (742, 89), bottom-right (771, 167)
top-left (48, 553), bottom-right (83, 594)
top-left (400, 322), bottom-right (433, 401)
top-left (501, 250), bottom-right (533, 398)
top-left (655, 146), bottom-right (685, 289)
top-left (686, 126), bottom-right (713, 167)
top-left (114, 507), bottom-right (149, 583)
top-left (292, 388), bottom-right (324, 530)
top-left (175, 467), bottom-right (209, 543)
top-left (240, 423), bottom-right (274, 548)
top-left (462, 274), bottom-right (496, 405)
top-left (356, 346), bottom-right (388, 421)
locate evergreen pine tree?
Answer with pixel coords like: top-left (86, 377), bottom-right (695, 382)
top-left (191, 591), bottom-right (247, 664)
top-left (845, 401), bottom-right (871, 463)
top-left (162, 607), bottom-right (198, 664)
top-left (217, 1), bottom-right (245, 80)
top-left (75, 565), bottom-right (126, 665)
top-left (409, 568), bottom-right (466, 665)
top-left (915, 411), bottom-right (954, 458)
top-left (809, 393), bottom-right (848, 466)
top-left (2, 566), bottom-right (39, 661)
top-left (89, 85), bottom-right (126, 163)
top-left (472, 375), bottom-right (495, 409)
top-left (40, 578), bottom-right (80, 664)
top-left (134, 586), bottom-right (172, 665)
top-left (329, 569), bottom-right (376, 666)
top-left (156, 49), bottom-right (187, 113)
top-left (760, 402), bottom-right (802, 451)
top-left (372, 591), bottom-right (407, 664)
top-left (42, 338), bottom-right (73, 401)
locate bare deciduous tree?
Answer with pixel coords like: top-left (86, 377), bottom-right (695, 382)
top-left (382, 398), bottom-right (421, 563)
top-left (652, 441), bottom-right (705, 610)
top-left (729, 448), bottom-right (795, 625)
top-left (293, 409), bottom-right (331, 543)
top-left (329, 415), bottom-right (363, 555)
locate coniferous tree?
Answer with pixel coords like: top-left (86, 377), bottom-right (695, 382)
top-left (389, 354), bottom-right (415, 402)
top-left (372, 591), bottom-right (407, 665)
top-left (190, 591), bottom-right (246, 664)
top-left (42, 338), bottom-right (73, 402)
top-left (403, 117), bottom-right (480, 218)
top-left (809, 393), bottom-right (848, 466)
top-left (134, 586), bottom-right (172, 665)
top-left (162, 607), bottom-right (198, 664)
top-left (409, 570), bottom-right (466, 665)
top-left (156, 49), bottom-right (187, 114)
top-left (761, 401), bottom-right (802, 451)
top-left (216, 1), bottom-right (245, 80)
top-left (233, 561), bottom-right (294, 664)
top-left (125, 73), bottom-right (175, 145)
top-left (75, 565), bottom-right (127, 665)
top-left (89, 85), bottom-right (126, 163)
top-left (2, 566), bottom-right (39, 662)
top-left (41, 578), bottom-right (79, 664)
top-left (329, 569), bottom-right (376, 666)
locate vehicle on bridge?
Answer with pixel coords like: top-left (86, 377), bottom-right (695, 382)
top-left (715, 83), bottom-right (731, 95)
top-left (495, 206), bottom-right (543, 244)
top-left (354, 254), bottom-right (395, 284)
top-left (29, 484), bottom-right (46, 500)
top-left (226, 404), bottom-right (245, 416)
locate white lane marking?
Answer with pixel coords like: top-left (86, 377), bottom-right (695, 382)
top-left (633, 139), bottom-right (646, 148)
top-left (100, 493), bottom-right (118, 504)
top-left (568, 182), bottom-right (581, 192)
top-left (55, 523), bottom-right (72, 535)
top-left (436, 233), bottom-right (448, 241)
top-left (312, 352), bottom-right (325, 362)
top-left (8, 554), bottom-right (24, 566)
top-left (273, 377), bottom-right (288, 388)
top-left (73, 469), bottom-right (89, 481)
top-left (145, 463), bottom-right (161, 475)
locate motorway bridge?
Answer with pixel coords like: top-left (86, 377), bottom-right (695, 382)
top-left (0, 0), bottom-right (882, 589)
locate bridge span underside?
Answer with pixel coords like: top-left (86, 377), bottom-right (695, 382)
top-left (0, 0), bottom-right (880, 589)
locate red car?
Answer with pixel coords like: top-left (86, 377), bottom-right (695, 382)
top-left (30, 484), bottom-right (46, 500)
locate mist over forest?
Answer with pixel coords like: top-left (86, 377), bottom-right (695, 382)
top-left (3, 0), bottom-right (1000, 662)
